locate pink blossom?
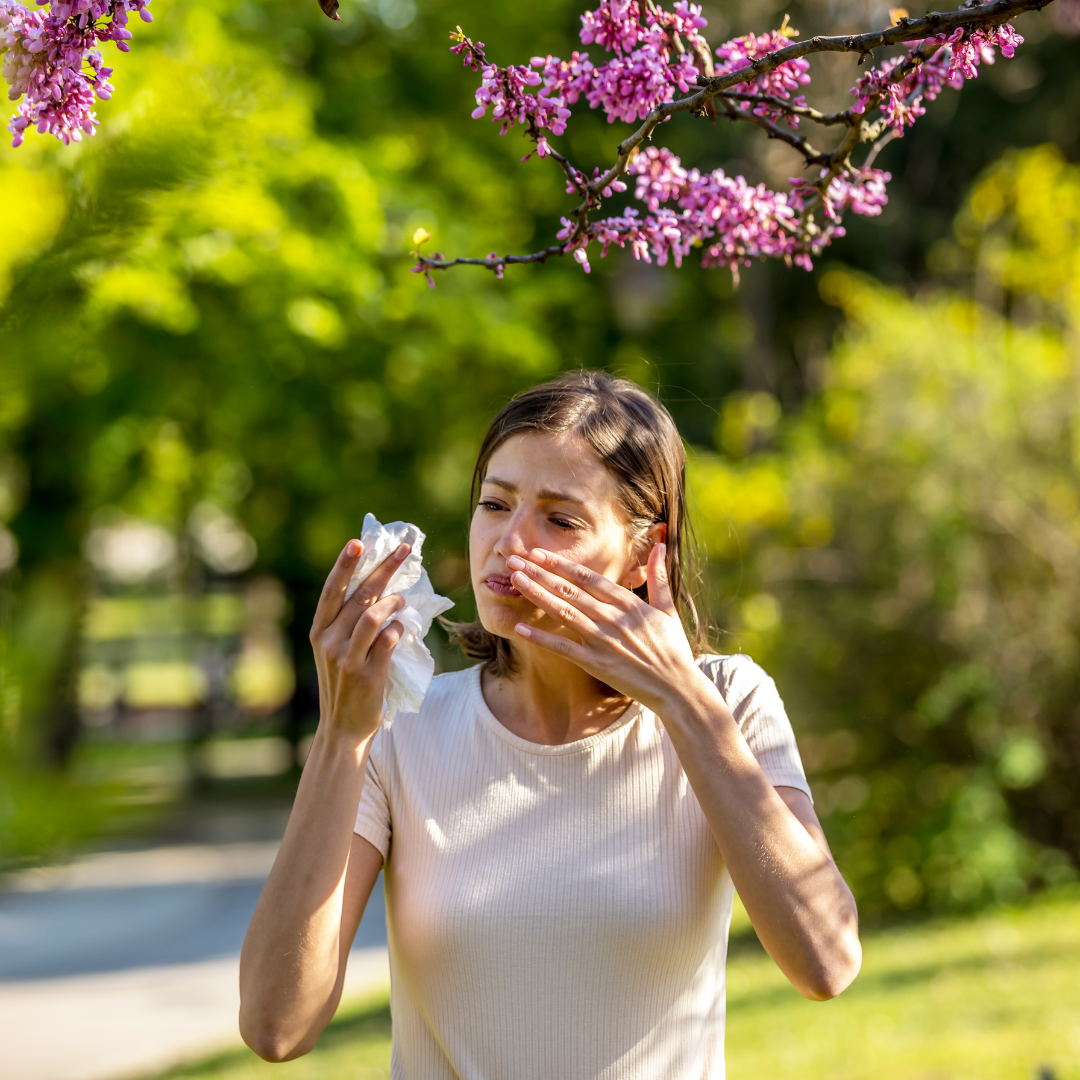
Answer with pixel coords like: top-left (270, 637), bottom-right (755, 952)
top-left (531, 51), bottom-right (594, 105)
top-left (579, 0), bottom-right (643, 55)
top-left (714, 29), bottom-right (811, 126)
top-left (1, 0), bottom-right (152, 147)
top-left (852, 25), bottom-right (1023, 134)
top-left (559, 146), bottom-right (835, 280)
top-left (455, 31), bottom-right (571, 137)
top-left (790, 166), bottom-right (891, 221)
top-left (585, 37), bottom-right (698, 122)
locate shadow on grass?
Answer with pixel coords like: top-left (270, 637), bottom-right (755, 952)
top-left (147, 996), bottom-right (392, 1079)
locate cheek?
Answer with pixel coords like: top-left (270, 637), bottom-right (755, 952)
top-left (467, 515), bottom-right (483, 570)
top-left (468, 512), bottom-right (498, 574)
top-left (560, 535), bottom-right (628, 580)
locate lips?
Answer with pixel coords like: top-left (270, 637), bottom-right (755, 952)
top-left (483, 573), bottom-right (521, 598)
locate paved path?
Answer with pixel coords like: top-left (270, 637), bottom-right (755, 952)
top-left (0, 841), bottom-right (389, 1080)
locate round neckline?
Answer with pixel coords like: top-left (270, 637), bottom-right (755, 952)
top-left (469, 664), bottom-right (644, 756)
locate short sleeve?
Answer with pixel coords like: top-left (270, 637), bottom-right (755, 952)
top-left (354, 726), bottom-right (392, 858)
top-left (699, 654), bottom-right (813, 802)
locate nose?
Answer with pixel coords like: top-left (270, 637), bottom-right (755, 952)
top-left (493, 507), bottom-right (533, 561)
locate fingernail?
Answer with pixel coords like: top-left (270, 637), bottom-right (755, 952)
top-left (346, 539), bottom-right (361, 556)
top-left (396, 544), bottom-right (410, 559)
top-left (506, 555), bottom-right (525, 570)
top-left (511, 571), bottom-right (527, 586)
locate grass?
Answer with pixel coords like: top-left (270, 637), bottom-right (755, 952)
top-left (724, 891), bottom-right (1080, 1079)
top-left (149, 893), bottom-right (1080, 1080)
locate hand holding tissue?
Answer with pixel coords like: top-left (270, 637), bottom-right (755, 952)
top-left (344, 514), bottom-right (454, 721)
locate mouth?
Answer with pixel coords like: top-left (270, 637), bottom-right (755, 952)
top-left (483, 573), bottom-right (521, 598)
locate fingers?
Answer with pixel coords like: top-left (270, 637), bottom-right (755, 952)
top-left (348, 543), bottom-right (412, 609)
top-left (368, 619), bottom-right (404, 669)
top-left (506, 554), bottom-right (611, 621)
top-left (349, 592), bottom-right (406, 656)
top-left (646, 542), bottom-right (678, 616)
top-left (522, 549), bottom-right (632, 607)
top-left (514, 621), bottom-right (590, 665)
top-left (508, 563), bottom-right (602, 637)
top-left (311, 538), bottom-right (363, 639)
top-left (330, 542), bottom-right (411, 642)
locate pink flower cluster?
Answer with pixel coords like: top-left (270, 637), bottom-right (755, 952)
top-left (561, 148), bottom-right (898, 276)
top-left (790, 166), bottom-right (891, 221)
top-left (465, 0), bottom-right (715, 138)
top-left (713, 29), bottom-right (811, 126)
top-left (579, 0), bottom-right (642, 55)
top-left (570, 0), bottom-right (708, 122)
top-left (438, 1), bottom-right (1032, 284)
top-left (853, 24), bottom-right (1023, 132)
top-left (947, 23), bottom-right (1023, 78)
top-left (1, 0), bottom-right (152, 147)
top-left (452, 29), bottom-right (572, 138)
top-left (582, 36), bottom-right (698, 122)
top-left (558, 146), bottom-right (817, 277)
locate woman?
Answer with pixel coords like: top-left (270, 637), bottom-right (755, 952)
top-left (239, 371), bottom-right (861, 1079)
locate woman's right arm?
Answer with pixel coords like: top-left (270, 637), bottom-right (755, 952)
top-left (238, 538), bottom-right (409, 1062)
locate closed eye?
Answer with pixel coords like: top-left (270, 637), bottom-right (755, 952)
top-left (551, 517), bottom-right (579, 531)
top-left (478, 500), bottom-right (508, 512)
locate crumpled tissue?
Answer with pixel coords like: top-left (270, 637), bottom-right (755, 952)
top-left (344, 513), bottom-right (455, 721)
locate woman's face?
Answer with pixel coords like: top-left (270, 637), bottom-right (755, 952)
top-left (469, 431), bottom-right (647, 643)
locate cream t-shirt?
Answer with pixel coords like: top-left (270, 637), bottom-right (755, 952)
top-left (354, 654), bottom-right (810, 1080)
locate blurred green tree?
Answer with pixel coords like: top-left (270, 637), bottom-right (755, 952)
top-left (693, 144), bottom-right (1080, 917)
top-left (0, 0), bottom-right (579, 772)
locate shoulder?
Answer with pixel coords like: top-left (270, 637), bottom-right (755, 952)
top-left (697, 652), bottom-right (775, 699)
top-left (696, 653), bottom-right (786, 726)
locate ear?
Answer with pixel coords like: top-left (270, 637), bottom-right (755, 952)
top-left (622, 522), bottom-right (668, 590)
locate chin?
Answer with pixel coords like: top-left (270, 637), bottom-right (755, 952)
top-left (472, 588), bottom-right (529, 640)
top-left (476, 602), bottom-right (523, 641)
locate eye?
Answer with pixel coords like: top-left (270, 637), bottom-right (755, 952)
top-left (478, 500), bottom-right (507, 512)
top-left (551, 517), bottom-right (577, 531)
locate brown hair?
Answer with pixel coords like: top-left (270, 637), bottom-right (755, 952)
top-left (447, 370), bottom-right (706, 675)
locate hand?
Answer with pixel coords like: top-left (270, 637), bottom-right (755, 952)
top-left (507, 543), bottom-right (702, 715)
top-left (309, 538), bottom-right (410, 744)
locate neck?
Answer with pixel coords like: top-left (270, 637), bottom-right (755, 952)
top-left (481, 641), bottom-right (631, 746)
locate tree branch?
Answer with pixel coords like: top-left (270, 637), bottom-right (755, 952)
top-left (419, 0), bottom-right (1055, 276)
top-left (711, 91), bottom-right (850, 126)
top-left (715, 97), bottom-right (831, 165)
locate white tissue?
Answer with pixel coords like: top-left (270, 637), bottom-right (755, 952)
top-left (344, 514), bottom-right (454, 721)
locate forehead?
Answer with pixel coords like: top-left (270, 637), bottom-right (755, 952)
top-left (483, 431), bottom-right (620, 505)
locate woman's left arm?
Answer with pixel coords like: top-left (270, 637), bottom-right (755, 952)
top-left (507, 544), bottom-right (862, 1001)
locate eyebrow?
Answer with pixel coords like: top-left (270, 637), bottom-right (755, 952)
top-left (482, 476), bottom-right (586, 506)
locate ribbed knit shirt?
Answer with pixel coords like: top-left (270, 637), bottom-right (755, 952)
top-left (354, 653), bottom-right (810, 1080)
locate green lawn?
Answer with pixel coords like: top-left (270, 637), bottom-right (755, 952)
top-left (153, 893), bottom-right (1080, 1080)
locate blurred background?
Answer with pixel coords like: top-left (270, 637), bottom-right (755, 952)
top-left (1, 0), bottom-right (1079, 1075)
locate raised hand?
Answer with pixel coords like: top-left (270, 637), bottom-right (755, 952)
top-left (309, 538), bottom-right (411, 743)
top-left (508, 542), bottom-right (701, 715)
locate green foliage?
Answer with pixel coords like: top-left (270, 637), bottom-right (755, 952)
top-left (695, 146), bottom-right (1080, 917)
